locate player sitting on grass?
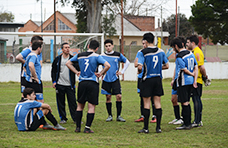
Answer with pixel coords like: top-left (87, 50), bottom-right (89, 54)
top-left (14, 88), bottom-right (66, 131)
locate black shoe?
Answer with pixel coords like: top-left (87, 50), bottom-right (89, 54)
top-left (75, 127), bottom-right (81, 132)
top-left (84, 128), bottom-right (94, 133)
top-left (138, 129), bottom-right (149, 134)
top-left (156, 128), bottom-right (162, 133)
top-left (176, 124), bottom-right (191, 130)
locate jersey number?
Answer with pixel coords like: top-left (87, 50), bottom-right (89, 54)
top-left (187, 58), bottom-right (194, 71)
top-left (84, 59), bottom-right (89, 72)
top-left (153, 56), bottom-right (158, 69)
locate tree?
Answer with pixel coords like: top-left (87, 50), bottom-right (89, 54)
top-left (189, 0), bottom-right (228, 45)
top-left (162, 14), bottom-right (193, 43)
top-left (0, 10), bottom-right (14, 22)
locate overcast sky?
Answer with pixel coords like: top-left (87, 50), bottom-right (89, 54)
top-left (0, 0), bottom-right (196, 27)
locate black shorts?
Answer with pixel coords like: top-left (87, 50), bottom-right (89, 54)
top-left (101, 79), bottom-right (121, 95)
top-left (21, 76), bottom-right (27, 93)
top-left (192, 83), bottom-right (202, 97)
top-left (77, 81), bottom-right (99, 105)
top-left (137, 78), bottom-right (142, 92)
top-left (25, 80), bottom-right (43, 100)
top-left (140, 77), bottom-right (164, 97)
top-left (28, 110), bottom-right (45, 131)
top-left (177, 85), bottom-right (193, 103)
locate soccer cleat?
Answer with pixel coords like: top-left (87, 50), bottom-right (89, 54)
top-left (192, 121), bottom-right (203, 128)
top-left (138, 129), bottom-right (149, 134)
top-left (150, 118), bottom-right (157, 123)
top-left (39, 124), bottom-right (43, 128)
top-left (168, 119), bottom-right (178, 124)
top-left (173, 119), bottom-right (183, 125)
top-left (156, 128), bottom-right (162, 133)
top-left (116, 116), bottom-right (126, 122)
top-left (53, 124), bottom-right (66, 130)
top-left (59, 120), bottom-right (67, 124)
top-left (135, 117), bottom-right (144, 122)
top-left (106, 115), bottom-right (113, 122)
top-left (84, 128), bottom-right (94, 133)
top-left (75, 127), bottom-right (81, 133)
top-left (176, 124), bottom-right (191, 130)
top-left (42, 123), bottom-right (54, 130)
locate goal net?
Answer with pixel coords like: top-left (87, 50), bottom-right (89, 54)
top-left (0, 32), bottom-right (104, 63)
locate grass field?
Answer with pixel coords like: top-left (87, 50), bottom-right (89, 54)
top-left (0, 79), bottom-right (228, 148)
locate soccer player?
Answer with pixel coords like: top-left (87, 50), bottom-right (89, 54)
top-left (66, 40), bottom-right (110, 133)
top-left (101, 39), bottom-right (130, 122)
top-left (134, 40), bottom-right (157, 123)
top-left (186, 35), bottom-right (208, 127)
top-left (51, 42), bottom-right (79, 124)
top-left (170, 37), bottom-right (198, 130)
top-left (137, 32), bottom-right (169, 133)
top-left (16, 36), bottom-right (43, 99)
top-left (23, 42), bottom-right (44, 103)
top-left (168, 36), bottom-right (186, 125)
top-left (14, 88), bottom-right (66, 131)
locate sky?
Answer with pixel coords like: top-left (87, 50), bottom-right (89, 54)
top-left (0, 0), bottom-right (196, 27)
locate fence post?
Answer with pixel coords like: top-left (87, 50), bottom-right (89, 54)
top-left (50, 39), bottom-right (54, 63)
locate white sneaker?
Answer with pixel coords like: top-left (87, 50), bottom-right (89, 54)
top-left (173, 119), bottom-right (184, 125)
top-left (168, 119), bottom-right (178, 124)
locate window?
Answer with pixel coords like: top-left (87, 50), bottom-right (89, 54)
top-left (44, 21), bottom-right (54, 30)
top-left (131, 41), bottom-right (137, 45)
top-left (58, 19), bottom-right (71, 30)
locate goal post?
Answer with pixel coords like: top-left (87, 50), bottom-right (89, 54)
top-left (0, 32), bottom-right (104, 63)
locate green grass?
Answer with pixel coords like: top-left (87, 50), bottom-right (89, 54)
top-left (0, 79), bottom-right (228, 147)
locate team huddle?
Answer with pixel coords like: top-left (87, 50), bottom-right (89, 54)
top-left (13, 32), bottom-right (210, 134)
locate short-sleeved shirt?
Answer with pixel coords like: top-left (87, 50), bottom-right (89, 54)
top-left (101, 51), bottom-right (127, 82)
top-left (70, 51), bottom-right (106, 83)
top-left (24, 52), bottom-right (42, 84)
top-left (176, 49), bottom-right (198, 87)
top-left (20, 47), bottom-right (42, 77)
top-left (14, 99), bottom-right (43, 131)
top-left (192, 46), bottom-right (204, 84)
top-left (138, 47), bottom-right (169, 80)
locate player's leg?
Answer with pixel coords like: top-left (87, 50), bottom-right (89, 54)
top-left (84, 103), bottom-right (95, 133)
top-left (153, 96), bottom-right (162, 133)
top-left (56, 84), bottom-right (67, 123)
top-left (42, 108), bottom-right (66, 130)
top-left (101, 81), bottom-right (113, 121)
top-left (66, 86), bottom-right (77, 123)
top-left (169, 93), bottom-right (183, 124)
top-left (150, 97), bottom-right (157, 123)
top-left (135, 78), bottom-right (144, 122)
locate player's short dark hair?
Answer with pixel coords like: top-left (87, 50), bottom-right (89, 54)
top-left (177, 36), bottom-right (186, 47)
top-left (23, 88), bottom-right (35, 98)
top-left (104, 39), bottom-right (113, 45)
top-left (143, 32), bottom-right (154, 44)
top-left (170, 37), bottom-right (183, 48)
top-left (61, 42), bottom-right (69, 49)
top-left (31, 36), bottom-right (43, 43)
top-left (189, 35), bottom-right (199, 45)
top-left (89, 40), bottom-right (100, 50)
top-left (32, 41), bottom-right (43, 51)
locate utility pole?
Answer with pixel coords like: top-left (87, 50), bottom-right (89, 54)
top-left (41, 0), bottom-right (43, 32)
top-left (178, 6), bottom-right (180, 36)
top-left (121, 0), bottom-right (124, 80)
top-left (161, 6), bottom-right (163, 46)
top-left (175, 0), bottom-right (177, 37)
top-left (54, 0), bottom-right (56, 58)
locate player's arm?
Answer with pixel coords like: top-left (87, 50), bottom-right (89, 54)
top-left (138, 64), bottom-right (143, 74)
top-left (117, 59), bottom-right (130, 76)
top-left (41, 103), bottom-right (52, 112)
top-left (193, 65), bottom-right (198, 88)
top-left (96, 61), bottom-right (110, 77)
top-left (29, 62), bottom-right (39, 82)
top-left (182, 68), bottom-right (194, 76)
top-left (16, 54), bottom-right (25, 64)
top-left (51, 57), bottom-right (58, 88)
top-left (134, 58), bottom-right (138, 67)
top-left (171, 67), bottom-right (176, 86)
top-left (162, 63), bottom-right (169, 70)
top-left (66, 60), bottom-right (80, 77)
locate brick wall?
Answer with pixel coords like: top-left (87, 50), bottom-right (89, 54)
top-left (124, 15), bottom-right (155, 31)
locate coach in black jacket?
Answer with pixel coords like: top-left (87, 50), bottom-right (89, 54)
top-left (51, 42), bottom-right (79, 124)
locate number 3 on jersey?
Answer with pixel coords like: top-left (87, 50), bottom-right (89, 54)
top-left (153, 56), bottom-right (158, 69)
top-left (84, 59), bottom-right (89, 72)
